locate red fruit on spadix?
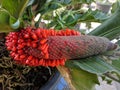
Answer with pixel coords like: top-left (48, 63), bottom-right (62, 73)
top-left (5, 27), bottom-right (116, 67)
top-left (31, 32), bottom-right (38, 40)
top-left (24, 34), bottom-right (30, 38)
top-left (20, 55), bottom-right (26, 59)
top-left (5, 28), bottom-right (80, 67)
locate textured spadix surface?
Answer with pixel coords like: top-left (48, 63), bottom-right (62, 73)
top-left (5, 28), bottom-right (116, 67)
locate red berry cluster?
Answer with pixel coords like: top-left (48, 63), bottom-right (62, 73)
top-left (5, 27), bottom-right (80, 67)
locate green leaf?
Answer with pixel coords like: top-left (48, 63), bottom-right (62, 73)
top-left (66, 56), bottom-right (117, 75)
top-left (0, 9), bottom-right (9, 24)
top-left (39, 0), bottom-right (94, 16)
top-left (89, 4), bottom-right (120, 39)
top-left (0, 0), bottom-right (29, 32)
top-left (101, 26), bottom-right (120, 40)
top-left (9, 16), bottom-right (20, 29)
top-left (80, 9), bottom-right (109, 22)
top-left (112, 59), bottom-right (120, 72)
top-left (39, 0), bottom-right (65, 15)
top-left (47, 9), bottom-right (109, 29)
top-left (111, 1), bottom-right (120, 13)
top-left (117, 40), bottom-right (120, 45)
top-left (64, 62), bottom-right (99, 90)
top-left (1, 0), bottom-right (29, 18)
top-left (72, 0), bottom-right (94, 4)
top-left (0, 25), bottom-right (13, 32)
top-left (0, 9), bottom-right (13, 32)
top-left (64, 0), bottom-right (71, 4)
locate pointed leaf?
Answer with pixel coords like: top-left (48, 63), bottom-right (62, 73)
top-left (67, 56), bottom-right (118, 75)
top-left (89, 4), bottom-right (120, 39)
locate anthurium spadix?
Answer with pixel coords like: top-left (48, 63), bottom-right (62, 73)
top-left (5, 27), bottom-right (116, 67)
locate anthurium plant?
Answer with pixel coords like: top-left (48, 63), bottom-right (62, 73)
top-left (0, 0), bottom-right (120, 90)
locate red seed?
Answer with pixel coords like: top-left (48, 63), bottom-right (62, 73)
top-left (17, 44), bottom-right (24, 49)
top-left (38, 46), bottom-right (41, 50)
top-left (22, 43), bottom-right (26, 46)
top-left (12, 40), bottom-right (17, 43)
top-left (24, 34), bottom-right (30, 38)
top-left (51, 60), bottom-right (56, 67)
top-left (27, 42), bottom-right (31, 46)
top-left (42, 44), bottom-right (49, 54)
top-left (40, 52), bottom-right (45, 58)
top-left (20, 55), bottom-right (26, 59)
top-left (34, 59), bottom-right (39, 66)
top-left (32, 43), bottom-right (37, 48)
top-left (47, 60), bottom-right (51, 66)
top-left (10, 52), bottom-right (15, 57)
top-left (31, 59), bottom-right (36, 66)
top-left (35, 29), bottom-right (41, 37)
top-left (44, 53), bottom-right (49, 59)
top-left (42, 60), bottom-right (46, 66)
top-left (31, 33), bottom-right (38, 40)
top-left (41, 30), bottom-right (47, 38)
top-left (7, 42), bottom-right (13, 47)
top-left (7, 46), bottom-right (12, 50)
top-left (60, 59), bottom-right (65, 65)
top-left (65, 30), bottom-right (71, 35)
top-left (39, 59), bottom-right (44, 65)
top-left (12, 47), bottom-right (16, 51)
top-left (14, 54), bottom-right (19, 60)
top-left (26, 28), bottom-right (32, 33)
top-left (28, 56), bottom-right (33, 60)
top-left (57, 31), bottom-right (62, 35)
top-left (18, 39), bottom-right (24, 43)
top-left (40, 43), bottom-right (48, 50)
top-left (25, 59), bottom-right (30, 64)
top-left (18, 50), bottom-right (23, 54)
top-left (51, 30), bottom-right (56, 36)
top-left (55, 60), bottom-right (59, 66)
top-left (40, 39), bottom-right (47, 44)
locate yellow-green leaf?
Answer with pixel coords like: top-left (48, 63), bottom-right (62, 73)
top-left (1, 0), bottom-right (29, 18)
